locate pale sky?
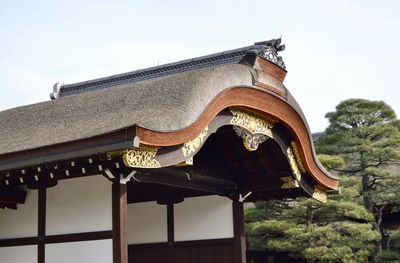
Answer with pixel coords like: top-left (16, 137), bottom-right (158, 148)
top-left (1, 0), bottom-right (399, 132)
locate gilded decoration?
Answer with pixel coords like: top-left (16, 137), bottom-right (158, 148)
top-left (290, 141), bottom-right (306, 173)
top-left (182, 127), bottom-right (209, 158)
top-left (230, 108), bottom-right (275, 151)
top-left (233, 126), bottom-right (268, 151)
top-left (280, 176), bottom-right (300, 189)
top-left (312, 185), bottom-right (327, 203)
top-left (287, 146), bottom-right (302, 181)
top-left (123, 148), bottom-right (161, 168)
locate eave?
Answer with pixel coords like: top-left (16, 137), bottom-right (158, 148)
top-left (0, 48), bottom-right (339, 206)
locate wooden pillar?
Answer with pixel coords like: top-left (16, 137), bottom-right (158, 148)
top-left (112, 182), bottom-right (128, 263)
top-left (233, 199), bottom-right (246, 263)
top-left (167, 203), bottom-right (174, 263)
top-left (38, 187), bottom-right (46, 263)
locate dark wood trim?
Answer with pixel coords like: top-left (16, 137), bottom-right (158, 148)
top-left (167, 203), bottom-right (174, 244)
top-left (233, 199), bottom-right (246, 263)
top-left (112, 182), bottom-right (128, 263)
top-left (127, 238), bottom-right (234, 250)
top-left (0, 231), bottom-right (113, 248)
top-left (128, 242), bottom-right (169, 250)
top-left (44, 230), bottom-right (113, 244)
top-left (0, 237), bottom-right (38, 247)
top-left (38, 187), bottom-right (46, 263)
top-left (174, 238), bottom-right (234, 247)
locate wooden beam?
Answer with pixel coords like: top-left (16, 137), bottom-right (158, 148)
top-left (0, 187), bottom-right (26, 204)
top-left (0, 237), bottom-right (38, 247)
top-left (44, 231), bottom-right (112, 244)
top-left (134, 168), bottom-right (238, 197)
top-left (233, 199), bottom-right (246, 263)
top-left (112, 182), bottom-right (128, 263)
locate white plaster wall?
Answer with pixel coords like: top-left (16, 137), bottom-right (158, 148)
top-left (127, 201), bottom-right (168, 244)
top-left (0, 245), bottom-right (37, 263)
top-left (45, 239), bottom-right (112, 263)
top-left (174, 195), bottom-right (234, 241)
top-left (0, 188), bottom-right (38, 238)
top-left (46, 175), bottom-right (112, 235)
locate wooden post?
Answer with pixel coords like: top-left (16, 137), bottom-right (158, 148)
top-left (38, 187), bottom-right (46, 263)
top-left (112, 182), bottom-right (128, 263)
top-left (233, 199), bottom-right (246, 263)
top-left (167, 203), bottom-right (174, 263)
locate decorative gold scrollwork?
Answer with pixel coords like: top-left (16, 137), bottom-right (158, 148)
top-left (287, 146), bottom-right (302, 181)
top-left (290, 141), bottom-right (306, 173)
top-left (230, 108), bottom-right (274, 136)
top-left (312, 185), bottom-right (327, 203)
top-left (182, 127), bottom-right (209, 158)
top-left (281, 176), bottom-right (300, 189)
top-left (230, 108), bottom-right (275, 151)
top-left (123, 148), bottom-right (161, 168)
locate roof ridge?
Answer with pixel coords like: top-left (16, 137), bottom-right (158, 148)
top-left (50, 38), bottom-right (285, 99)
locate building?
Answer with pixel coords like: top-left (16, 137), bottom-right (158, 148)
top-left (0, 38), bottom-right (339, 263)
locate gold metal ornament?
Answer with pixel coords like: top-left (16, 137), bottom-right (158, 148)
top-left (290, 141), bottom-right (306, 173)
top-left (312, 185), bottom-right (327, 203)
top-left (280, 176), bottom-right (300, 189)
top-left (182, 127), bottom-right (209, 157)
top-left (230, 108), bottom-right (274, 136)
top-left (123, 148), bottom-right (161, 168)
top-left (287, 146), bottom-right (302, 181)
top-left (230, 108), bottom-right (275, 151)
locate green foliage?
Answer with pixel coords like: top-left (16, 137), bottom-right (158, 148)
top-left (316, 99), bottom-right (400, 257)
top-left (317, 154), bottom-right (345, 170)
top-left (316, 99), bottom-right (400, 172)
top-left (315, 99), bottom-right (400, 188)
top-left (375, 250), bottom-right (400, 263)
top-left (246, 176), bottom-right (380, 262)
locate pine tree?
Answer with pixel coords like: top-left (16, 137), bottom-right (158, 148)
top-left (245, 176), bottom-right (380, 263)
top-left (245, 99), bottom-right (400, 262)
top-left (315, 99), bottom-right (400, 256)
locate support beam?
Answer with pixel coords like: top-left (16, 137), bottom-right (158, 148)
top-left (112, 182), bottom-right (128, 263)
top-left (0, 187), bottom-right (27, 203)
top-left (233, 199), bottom-right (246, 263)
top-left (134, 168), bottom-right (238, 197)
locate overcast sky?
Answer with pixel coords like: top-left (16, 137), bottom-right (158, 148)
top-left (1, 0), bottom-right (399, 132)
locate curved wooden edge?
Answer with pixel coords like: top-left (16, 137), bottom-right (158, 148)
top-left (136, 87), bottom-right (339, 190)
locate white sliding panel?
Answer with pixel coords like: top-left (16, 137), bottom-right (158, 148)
top-left (46, 239), bottom-right (112, 263)
top-left (174, 195), bottom-right (234, 241)
top-left (0, 188), bottom-right (38, 238)
top-left (127, 201), bottom-right (168, 244)
top-left (0, 245), bottom-right (37, 263)
top-left (46, 175), bottom-right (112, 235)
